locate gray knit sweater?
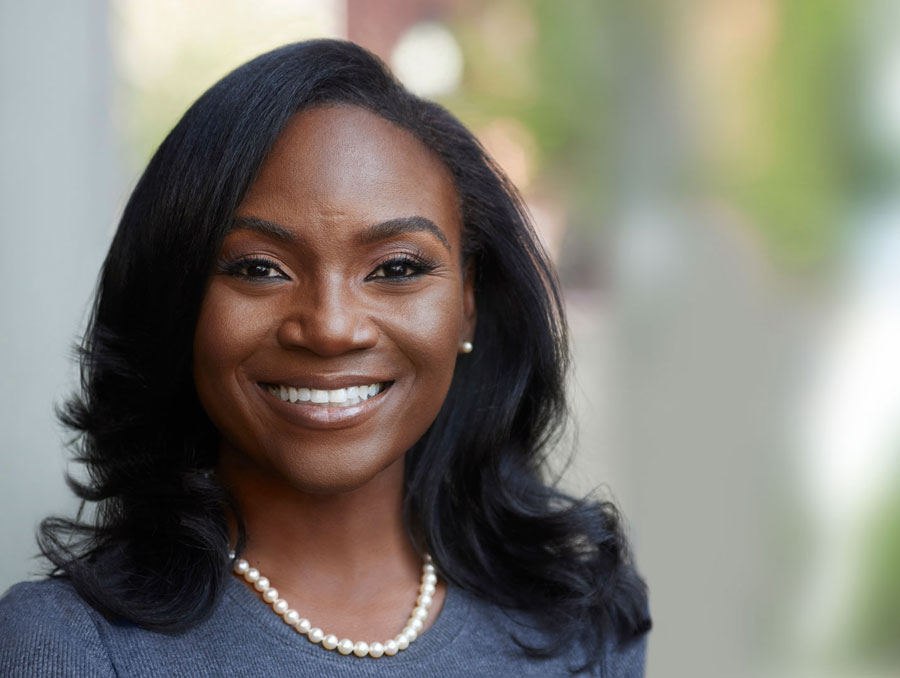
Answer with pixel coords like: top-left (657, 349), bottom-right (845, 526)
top-left (0, 577), bottom-right (646, 676)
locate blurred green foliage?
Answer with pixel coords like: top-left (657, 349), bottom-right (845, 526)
top-left (449, 0), bottom-right (869, 271)
top-left (846, 464), bottom-right (900, 665)
top-left (444, 0), bottom-right (629, 228)
top-left (741, 0), bottom-right (860, 269)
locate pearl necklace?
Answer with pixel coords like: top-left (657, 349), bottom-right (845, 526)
top-left (231, 552), bottom-right (438, 658)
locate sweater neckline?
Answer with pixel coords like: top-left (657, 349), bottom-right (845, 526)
top-left (224, 573), bottom-right (473, 664)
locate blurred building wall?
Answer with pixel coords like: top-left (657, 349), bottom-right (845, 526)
top-left (0, 1), bottom-right (119, 591)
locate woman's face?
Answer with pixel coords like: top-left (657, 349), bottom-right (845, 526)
top-left (193, 105), bottom-right (475, 494)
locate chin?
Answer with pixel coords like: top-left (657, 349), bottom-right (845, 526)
top-left (288, 472), bottom-right (388, 496)
top-left (234, 438), bottom-right (407, 497)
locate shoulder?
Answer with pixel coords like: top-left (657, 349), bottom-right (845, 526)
top-left (0, 578), bottom-right (117, 677)
top-left (602, 626), bottom-right (648, 677)
top-left (599, 582), bottom-right (651, 677)
top-left (458, 587), bottom-right (649, 677)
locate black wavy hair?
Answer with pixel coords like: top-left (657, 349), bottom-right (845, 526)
top-left (40, 39), bottom-right (649, 674)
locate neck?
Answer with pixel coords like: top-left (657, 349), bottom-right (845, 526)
top-left (216, 441), bottom-right (447, 643)
top-left (217, 443), bottom-right (421, 589)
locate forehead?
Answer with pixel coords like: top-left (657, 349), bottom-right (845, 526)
top-left (239, 105), bottom-right (461, 241)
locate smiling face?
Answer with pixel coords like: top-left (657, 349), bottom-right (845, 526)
top-left (192, 105), bottom-right (475, 495)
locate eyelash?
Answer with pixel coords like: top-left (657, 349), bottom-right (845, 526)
top-left (219, 254), bottom-right (438, 282)
top-left (220, 256), bottom-right (286, 280)
top-left (366, 254), bottom-right (438, 281)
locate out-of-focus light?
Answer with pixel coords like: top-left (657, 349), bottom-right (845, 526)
top-left (792, 203), bottom-right (900, 651)
top-left (799, 212), bottom-right (900, 522)
top-left (114, 0), bottom-right (343, 88)
top-left (476, 117), bottom-right (537, 189)
top-left (390, 22), bottom-right (463, 98)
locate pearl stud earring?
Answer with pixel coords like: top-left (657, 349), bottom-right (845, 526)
top-left (460, 341), bottom-right (474, 354)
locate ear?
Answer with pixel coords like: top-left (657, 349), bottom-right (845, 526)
top-left (460, 261), bottom-right (477, 345)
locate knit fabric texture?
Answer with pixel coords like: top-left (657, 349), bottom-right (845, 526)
top-left (0, 577), bottom-right (646, 677)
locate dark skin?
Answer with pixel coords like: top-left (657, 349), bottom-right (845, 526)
top-left (192, 105), bottom-right (475, 640)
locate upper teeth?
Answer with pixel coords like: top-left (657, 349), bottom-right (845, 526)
top-left (266, 382), bottom-right (385, 405)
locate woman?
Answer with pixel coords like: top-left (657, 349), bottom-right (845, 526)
top-left (0, 40), bottom-right (650, 676)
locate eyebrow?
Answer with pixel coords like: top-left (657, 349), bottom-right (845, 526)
top-left (229, 215), bottom-right (451, 252)
top-left (230, 216), bottom-right (298, 243)
top-left (356, 216), bottom-right (451, 251)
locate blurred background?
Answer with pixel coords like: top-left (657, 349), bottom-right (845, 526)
top-left (1, 1), bottom-right (898, 676)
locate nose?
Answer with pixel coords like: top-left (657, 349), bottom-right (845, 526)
top-left (276, 274), bottom-right (379, 356)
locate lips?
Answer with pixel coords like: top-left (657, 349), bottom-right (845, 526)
top-left (255, 378), bottom-right (395, 429)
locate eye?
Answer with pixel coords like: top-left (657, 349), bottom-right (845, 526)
top-left (222, 257), bottom-right (287, 280)
top-left (368, 256), bottom-right (435, 280)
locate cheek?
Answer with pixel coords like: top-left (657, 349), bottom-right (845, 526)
top-left (192, 286), bottom-right (271, 402)
top-left (382, 285), bottom-right (463, 385)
